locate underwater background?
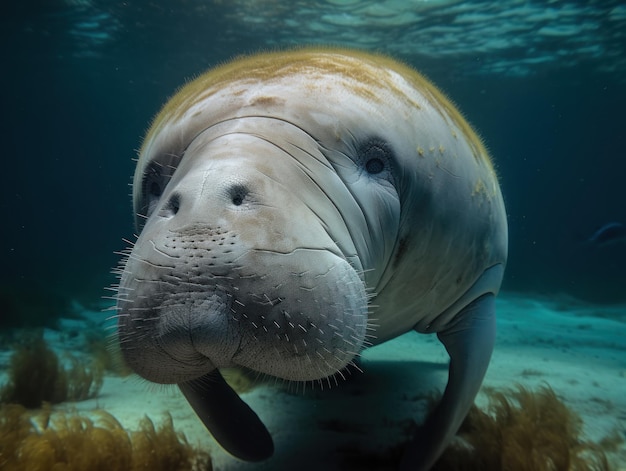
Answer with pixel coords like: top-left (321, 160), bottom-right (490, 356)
top-left (2, 1), bottom-right (626, 470)
top-left (3, 0), bottom-right (626, 309)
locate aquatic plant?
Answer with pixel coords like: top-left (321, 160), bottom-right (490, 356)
top-left (336, 385), bottom-right (614, 470)
top-left (0, 331), bottom-right (103, 407)
top-left (221, 367), bottom-right (262, 394)
top-left (64, 355), bottom-right (104, 402)
top-left (84, 328), bottom-right (133, 377)
top-left (0, 404), bottom-right (212, 471)
top-left (129, 411), bottom-right (211, 471)
top-left (432, 385), bottom-right (612, 471)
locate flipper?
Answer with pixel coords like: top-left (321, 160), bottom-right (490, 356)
top-left (178, 370), bottom-right (274, 462)
top-left (401, 293), bottom-right (496, 470)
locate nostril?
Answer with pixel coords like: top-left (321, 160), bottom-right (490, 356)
top-left (229, 184), bottom-right (249, 207)
top-left (163, 193), bottom-right (181, 216)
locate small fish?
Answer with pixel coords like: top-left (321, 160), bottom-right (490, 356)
top-left (586, 222), bottom-right (626, 247)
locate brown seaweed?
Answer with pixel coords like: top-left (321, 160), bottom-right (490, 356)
top-left (432, 385), bottom-right (614, 471)
top-left (335, 385), bottom-right (616, 470)
top-left (84, 328), bottom-right (133, 377)
top-left (220, 367), bottom-right (263, 394)
top-left (0, 331), bottom-right (103, 407)
top-left (0, 404), bottom-right (212, 471)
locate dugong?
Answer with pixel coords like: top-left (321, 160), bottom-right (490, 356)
top-left (115, 48), bottom-right (507, 470)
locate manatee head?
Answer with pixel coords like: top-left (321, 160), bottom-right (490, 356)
top-left (115, 48), bottom-right (508, 468)
top-left (114, 52), bottom-right (413, 385)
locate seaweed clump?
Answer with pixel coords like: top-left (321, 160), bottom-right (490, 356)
top-left (83, 328), bottom-right (133, 377)
top-left (433, 385), bottom-right (612, 471)
top-left (335, 385), bottom-right (615, 470)
top-left (0, 404), bottom-right (211, 471)
top-left (0, 331), bottom-right (103, 408)
top-left (221, 367), bottom-right (263, 394)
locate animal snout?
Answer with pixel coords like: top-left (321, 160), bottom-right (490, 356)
top-left (156, 170), bottom-right (259, 227)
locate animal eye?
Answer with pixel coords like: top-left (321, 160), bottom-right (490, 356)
top-left (228, 184), bottom-right (249, 207)
top-left (134, 153), bottom-right (181, 230)
top-left (359, 139), bottom-right (392, 176)
top-left (149, 181), bottom-right (162, 198)
top-left (141, 164), bottom-right (167, 218)
top-left (366, 157), bottom-right (385, 174)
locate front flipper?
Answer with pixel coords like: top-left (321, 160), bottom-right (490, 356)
top-left (179, 370), bottom-right (274, 462)
top-left (401, 293), bottom-right (496, 470)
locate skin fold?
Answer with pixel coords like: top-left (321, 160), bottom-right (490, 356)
top-left (116, 48), bottom-right (507, 470)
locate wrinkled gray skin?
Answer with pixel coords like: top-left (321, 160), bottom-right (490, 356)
top-left (116, 49), bottom-right (507, 470)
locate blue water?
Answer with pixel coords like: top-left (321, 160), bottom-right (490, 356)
top-left (3, 0), bottom-right (626, 317)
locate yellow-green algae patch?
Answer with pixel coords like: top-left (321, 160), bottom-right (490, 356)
top-left (142, 47), bottom-right (492, 172)
top-left (0, 404), bottom-right (211, 471)
top-left (0, 331), bottom-right (103, 408)
top-left (336, 385), bottom-right (615, 470)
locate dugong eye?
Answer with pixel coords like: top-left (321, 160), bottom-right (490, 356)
top-left (141, 163), bottom-right (168, 218)
top-left (366, 157), bottom-right (385, 174)
top-left (359, 138), bottom-right (393, 176)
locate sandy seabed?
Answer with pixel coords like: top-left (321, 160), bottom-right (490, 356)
top-left (1, 292), bottom-right (625, 470)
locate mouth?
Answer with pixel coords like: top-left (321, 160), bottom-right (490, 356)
top-left (117, 243), bottom-right (369, 385)
top-left (117, 286), bottom-right (240, 384)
